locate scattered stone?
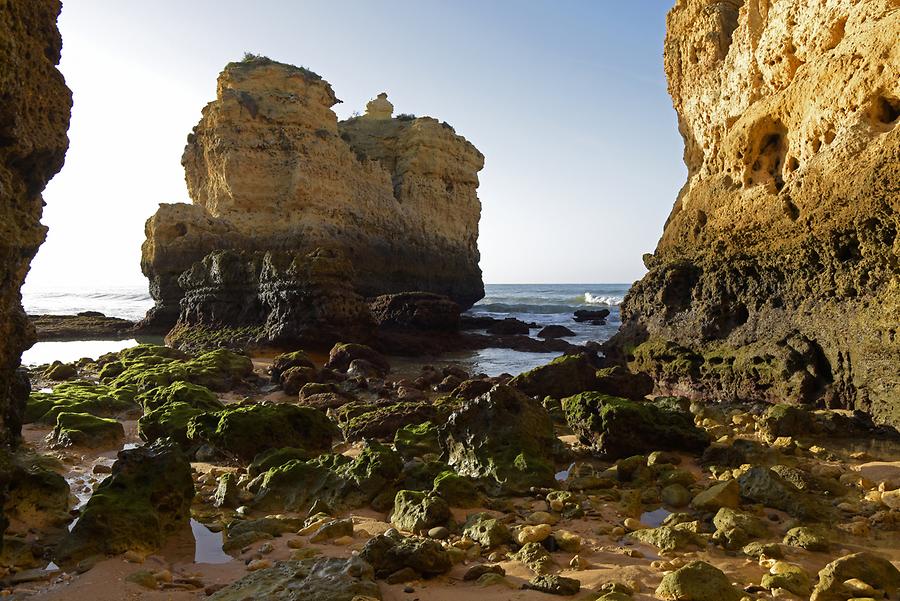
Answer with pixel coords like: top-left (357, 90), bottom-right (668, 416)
top-left (810, 552), bottom-right (900, 601)
top-left (516, 524), bottom-right (551, 545)
top-left (513, 542), bottom-right (556, 575)
top-left (783, 525), bottom-right (830, 552)
top-left (523, 574), bottom-right (581, 596)
top-left (463, 564), bottom-right (505, 581)
top-left (359, 531), bottom-right (451, 578)
top-left (463, 513), bottom-right (512, 548)
top-left (655, 561), bottom-right (743, 601)
top-left (761, 561), bottom-right (812, 597)
top-left (309, 518), bottom-right (354, 544)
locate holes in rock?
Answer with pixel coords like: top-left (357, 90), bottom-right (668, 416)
top-left (444, 179), bottom-right (455, 194)
top-left (870, 96), bottom-right (900, 126)
top-left (781, 196), bottom-right (799, 221)
top-left (824, 130), bottom-right (836, 144)
top-left (833, 233), bottom-right (861, 263)
top-left (786, 156), bottom-right (799, 173)
top-left (745, 120), bottom-right (788, 190)
top-left (174, 223), bottom-right (188, 237)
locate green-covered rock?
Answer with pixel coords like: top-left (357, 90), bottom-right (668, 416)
top-left (660, 483), bottom-right (691, 507)
top-left (761, 561), bottom-right (812, 597)
top-left (43, 361), bottom-right (77, 381)
top-left (359, 530), bottom-right (450, 578)
top-left (52, 412), bottom-right (125, 449)
top-left (26, 381), bottom-right (138, 424)
top-left (105, 346), bottom-right (253, 393)
top-left (55, 440), bottom-right (194, 564)
top-left (136, 381), bottom-right (219, 411)
top-left (810, 551), bottom-right (900, 601)
top-left (213, 473), bottom-right (240, 509)
top-left (394, 421), bottom-right (441, 459)
top-left (432, 471), bottom-right (480, 507)
top-left (208, 556), bottom-right (380, 601)
top-left (738, 466), bottom-right (828, 520)
top-left (513, 542), bottom-right (556, 575)
top-left (4, 454), bottom-right (70, 530)
top-left (390, 491), bottom-right (450, 533)
top-left (562, 392), bottom-right (709, 458)
top-left (509, 354), bottom-right (653, 401)
top-left (655, 561), bottom-right (742, 601)
top-left (333, 397), bottom-right (459, 441)
top-left (463, 513), bottom-right (512, 548)
top-left (325, 343), bottom-right (389, 373)
top-left (270, 351), bottom-right (315, 383)
top-left (248, 447), bottom-right (312, 477)
top-left (523, 574), bottom-right (581, 595)
top-left (690, 478), bottom-right (740, 511)
top-left (712, 507), bottom-right (769, 549)
top-left (137, 381), bottom-right (225, 446)
top-left (442, 385), bottom-right (557, 494)
top-left (628, 524), bottom-right (704, 552)
top-left (783, 525), bottom-right (830, 552)
top-left (758, 403), bottom-right (816, 442)
top-left (254, 442), bottom-right (402, 513)
top-left (187, 402), bottom-right (336, 461)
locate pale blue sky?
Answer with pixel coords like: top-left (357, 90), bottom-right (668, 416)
top-left (28, 0), bottom-right (684, 289)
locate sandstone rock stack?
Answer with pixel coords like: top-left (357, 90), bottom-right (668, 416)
top-left (0, 0), bottom-right (72, 447)
top-left (609, 1), bottom-right (900, 426)
top-left (140, 57), bottom-right (485, 344)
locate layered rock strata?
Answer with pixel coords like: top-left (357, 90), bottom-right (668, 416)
top-left (607, 1), bottom-right (900, 425)
top-left (140, 57), bottom-right (485, 337)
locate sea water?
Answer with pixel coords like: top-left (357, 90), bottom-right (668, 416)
top-left (21, 283), bottom-right (630, 374)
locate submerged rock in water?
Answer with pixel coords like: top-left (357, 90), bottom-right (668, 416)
top-left (208, 556), bottom-right (381, 601)
top-left (562, 392), bottom-right (709, 458)
top-left (55, 440), bottom-right (194, 564)
top-left (441, 385), bottom-right (557, 494)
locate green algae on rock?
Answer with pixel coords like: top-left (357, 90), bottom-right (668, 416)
top-left (390, 490), bottom-right (451, 533)
top-left (508, 353), bottom-right (653, 402)
top-left (442, 385), bottom-right (557, 494)
top-left (4, 453), bottom-right (70, 531)
top-left (810, 551), bottom-right (900, 601)
top-left (655, 561), bottom-right (742, 601)
top-left (104, 346), bottom-right (253, 393)
top-left (208, 556), bottom-right (381, 601)
top-left (360, 530), bottom-right (451, 579)
top-left (562, 392), bottom-right (709, 458)
top-left (25, 381), bottom-right (138, 425)
top-left (55, 440), bottom-right (194, 563)
top-left (52, 412), bottom-right (125, 449)
top-left (187, 402), bottom-right (337, 461)
top-left (432, 470), bottom-right (480, 507)
top-left (394, 421), bottom-right (441, 459)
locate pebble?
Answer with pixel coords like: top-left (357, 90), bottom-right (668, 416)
top-left (258, 543), bottom-right (274, 554)
top-left (623, 518), bottom-right (646, 531)
top-left (247, 559), bottom-right (271, 571)
top-left (516, 524), bottom-right (551, 545)
top-left (428, 526), bottom-right (449, 540)
top-left (123, 550), bottom-right (144, 564)
top-left (526, 511), bottom-right (557, 525)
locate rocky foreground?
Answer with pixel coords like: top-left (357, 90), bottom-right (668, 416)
top-left (3, 343), bottom-right (899, 600)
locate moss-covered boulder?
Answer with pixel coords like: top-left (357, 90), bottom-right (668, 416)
top-left (508, 353), bottom-right (598, 399)
top-left (137, 382), bottom-right (224, 446)
top-left (207, 556), bottom-right (380, 601)
top-left (254, 442), bottom-right (402, 513)
top-left (810, 551), bottom-right (900, 601)
top-left (761, 561), bottom-right (812, 597)
top-left (462, 513), bottom-right (512, 548)
top-left (432, 471), bottom-right (480, 507)
top-left (562, 392), bottom-right (709, 458)
top-left (333, 397), bottom-right (460, 441)
top-left (712, 507), bottom-right (769, 549)
top-left (758, 403), bottom-right (816, 442)
top-left (4, 454), bottom-right (70, 531)
top-left (105, 346), bottom-right (253, 393)
top-left (628, 524), bottom-right (704, 552)
top-left (325, 343), bottom-right (389, 373)
top-left (52, 412), bottom-right (125, 449)
top-left (248, 447), bottom-right (313, 477)
top-left (390, 491), bottom-right (451, 533)
top-left (55, 440), bottom-right (194, 564)
top-left (26, 381), bottom-right (138, 424)
top-left (359, 530), bottom-right (451, 579)
top-left (43, 361), bottom-right (77, 381)
top-left (738, 466), bottom-right (829, 521)
top-left (394, 421), bottom-right (441, 459)
top-left (655, 561), bottom-right (742, 601)
top-left (441, 385), bottom-right (556, 494)
top-left (136, 381), bottom-right (219, 411)
top-left (783, 525), bottom-right (830, 552)
top-left (187, 402), bottom-right (337, 461)
top-left (269, 350), bottom-right (315, 383)
top-left (281, 366), bottom-right (318, 395)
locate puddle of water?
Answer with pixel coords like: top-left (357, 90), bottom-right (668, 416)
top-left (190, 519), bottom-right (232, 564)
top-left (22, 339), bottom-right (143, 366)
top-left (555, 462), bottom-right (576, 482)
top-left (640, 507), bottom-right (672, 528)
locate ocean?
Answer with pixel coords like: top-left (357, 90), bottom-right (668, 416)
top-left (21, 283), bottom-right (630, 374)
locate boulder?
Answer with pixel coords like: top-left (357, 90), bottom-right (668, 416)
top-left (537, 325), bottom-right (576, 339)
top-left (369, 292), bottom-right (460, 331)
top-left (4, 455), bottom-right (70, 531)
top-left (359, 530), bottom-right (451, 579)
top-left (55, 440), bottom-right (194, 563)
top-left (486, 318), bottom-right (530, 336)
top-left (43, 362), bottom-right (77, 381)
top-left (655, 561), bottom-right (742, 601)
top-left (280, 366), bottom-right (318, 396)
top-left (573, 309), bottom-right (609, 323)
top-left (810, 551), bottom-right (900, 601)
top-left (394, 422), bottom-right (441, 459)
top-left (269, 351), bottom-right (315, 383)
top-left (390, 491), bottom-right (450, 533)
top-left (523, 574), bottom-right (581, 596)
top-left (326, 343), bottom-right (390, 373)
top-left (509, 354), bottom-right (651, 401)
top-left (562, 392), bottom-right (709, 458)
top-left (783, 525), bottom-right (830, 552)
top-left (628, 525), bottom-right (704, 552)
top-left (441, 385), bottom-right (557, 494)
top-left (738, 466), bottom-right (828, 521)
top-left (761, 561), bottom-right (812, 598)
top-left (52, 412), bottom-right (124, 449)
top-left (208, 556), bottom-right (380, 601)
top-left (26, 381), bottom-right (138, 425)
top-left (462, 513), bottom-right (512, 548)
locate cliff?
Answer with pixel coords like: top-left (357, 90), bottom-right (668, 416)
top-left (140, 57), bottom-right (485, 337)
top-left (608, 1), bottom-right (900, 425)
top-left (0, 0), bottom-right (72, 447)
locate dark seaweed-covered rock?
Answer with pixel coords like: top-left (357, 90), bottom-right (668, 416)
top-left (486, 318), bottom-right (530, 336)
top-left (441, 385), bottom-right (556, 494)
top-left (509, 354), bottom-right (652, 401)
top-left (738, 466), bottom-right (829, 521)
top-left (55, 440), bottom-right (194, 563)
top-left (52, 412), bottom-right (124, 449)
top-left (369, 292), bottom-right (460, 331)
top-left (187, 402), bottom-right (337, 461)
top-left (524, 574), bottom-right (581, 595)
top-left (810, 551), bottom-right (900, 601)
top-left (562, 392), bottom-right (709, 458)
top-left (333, 397), bottom-right (460, 441)
top-left (137, 382), bottom-right (224, 445)
top-left (104, 345), bottom-right (253, 393)
top-left (269, 350), bottom-right (315, 383)
top-left (537, 325), bottom-right (576, 339)
top-left (326, 343), bottom-right (389, 373)
top-left (390, 491), bottom-right (450, 533)
top-left (432, 470), bottom-right (480, 507)
top-left (208, 556), bottom-right (380, 601)
top-left (253, 442), bottom-right (402, 513)
top-left (360, 530), bottom-right (451, 579)
top-left (281, 366), bottom-right (318, 395)
top-left (25, 381), bottom-right (138, 425)
top-left (394, 422), bottom-right (441, 459)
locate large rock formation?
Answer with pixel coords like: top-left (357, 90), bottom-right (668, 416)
top-left (608, 1), bottom-right (900, 425)
top-left (0, 1), bottom-right (71, 447)
top-left (140, 56), bottom-right (485, 341)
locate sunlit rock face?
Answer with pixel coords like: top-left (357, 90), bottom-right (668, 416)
top-left (140, 57), bottom-right (485, 335)
top-left (0, 0), bottom-right (72, 447)
top-left (608, 1), bottom-right (900, 426)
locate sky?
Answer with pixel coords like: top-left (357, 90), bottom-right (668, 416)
top-left (27, 0), bottom-right (685, 290)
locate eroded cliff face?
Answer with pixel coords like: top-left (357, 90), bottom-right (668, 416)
top-left (0, 0), bottom-right (72, 447)
top-left (141, 57), bottom-right (485, 336)
top-left (609, 1), bottom-right (900, 425)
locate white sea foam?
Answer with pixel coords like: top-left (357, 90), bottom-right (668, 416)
top-left (583, 292), bottom-right (622, 306)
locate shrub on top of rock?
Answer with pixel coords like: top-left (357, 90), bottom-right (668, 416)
top-left (562, 392), bottom-right (709, 458)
